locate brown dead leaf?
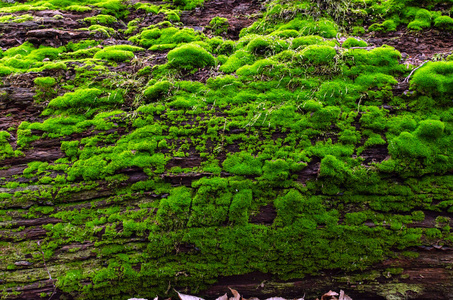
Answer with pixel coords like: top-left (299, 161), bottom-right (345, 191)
top-left (176, 291), bottom-right (204, 300)
top-left (321, 290), bottom-right (339, 300)
top-left (229, 288), bottom-right (241, 300)
top-left (215, 294), bottom-right (228, 300)
top-left (339, 290), bottom-right (352, 300)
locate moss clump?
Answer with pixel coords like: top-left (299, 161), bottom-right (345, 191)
top-left (48, 88), bottom-right (104, 109)
top-left (143, 81), bottom-right (173, 101)
top-left (342, 37), bottom-right (368, 48)
top-left (156, 186), bottom-right (191, 230)
top-left (222, 152), bottom-right (262, 176)
top-left (275, 189), bottom-right (305, 226)
top-left (167, 43), bottom-right (215, 70)
top-left (411, 61), bottom-right (453, 97)
top-left (172, 0), bottom-right (204, 10)
top-left (368, 20), bottom-right (398, 32)
top-left (247, 36), bottom-right (288, 56)
top-left (407, 9), bottom-right (431, 31)
top-left (219, 49), bottom-right (255, 73)
top-left (34, 77), bottom-right (56, 88)
top-left (209, 16), bottom-right (229, 35)
top-left (66, 5), bottom-right (92, 12)
top-left (60, 47), bottom-right (100, 59)
top-left (88, 25), bottom-right (115, 38)
top-left (84, 14), bottom-right (117, 25)
top-left (299, 45), bottom-right (337, 65)
top-left (434, 15), bottom-right (453, 30)
top-left (133, 27), bottom-right (203, 48)
top-left (414, 120), bottom-right (445, 139)
top-left (94, 49), bottom-right (135, 62)
top-left (103, 45), bottom-right (144, 52)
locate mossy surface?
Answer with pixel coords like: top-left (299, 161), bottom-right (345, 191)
top-left (0, 0), bottom-right (453, 299)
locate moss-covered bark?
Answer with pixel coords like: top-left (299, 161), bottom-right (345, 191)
top-left (1, 0), bottom-right (453, 299)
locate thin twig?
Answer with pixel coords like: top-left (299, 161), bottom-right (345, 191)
top-left (403, 60), bottom-right (429, 83)
top-left (37, 241), bottom-right (57, 300)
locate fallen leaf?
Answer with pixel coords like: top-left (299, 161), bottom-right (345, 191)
top-left (321, 290), bottom-right (339, 300)
top-left (216, 294), bottom-right (228, 300)
top-left (339, 290), bottom-right (352, 300)
top-left (229, 288), bottom-right (241, 300)
top-left (176, 290), bottom-right (204, 300)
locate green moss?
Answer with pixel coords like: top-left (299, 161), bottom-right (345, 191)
top-left (60, 47), bottom-right (101, 59)
top-left (94, 49), bottom-right (135, 62)
top-left (342, 37), bottom-right (368, 48)
top-left (223, 152), bottom-right (262, 176)
top-left (247, 36), bottom-right (288, 56)
top-left (48, 88), bottom-right (104, 109)
top-left (414, 120), bottom-right (445, 139)
top-left (291, 35), bottom-right (336, 50)
top-left (156, 187), bottom-right (191, 230)
top-left (219, 49), bottom-right (255, 73)
top-left (434, 15), bottom-right (453, 30)
top-left (411, 61), bottom-right (453, 97)
top-left (172, 0), bottom-right (204, 10)
top-left (88, 25), bottom-right (115, 38)
top-left (298, 45), bottom-right (337, 65)
top-left (407, 9), bottom-right (432, 31)
top-left (34, 77), bottom-right (56, 88)
top-left (66, 5), bottom-right (92, 12)
top-left (368, 20), bottom-right (398, 32)
top-left (143, 80), bottom-right (173, 101)
top-left (209, 16), bottom-right (229, 35)
top-left (134, 3), bottom-right (159, 13)
top-left (167, 43), bottom-right (215, 70)
top-left (84, 14), bottom-right (117, 25)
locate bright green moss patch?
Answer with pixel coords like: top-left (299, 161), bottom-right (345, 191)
top-left (411, 61), bottom-right (453, 97)
top-left (414, 120), bottom-right (445, 139)
top-left (94, 49), bottom-right (135, 62)
top-left (2, 0), bottom-right (453, 298)
top-left (219, 49), bottom-right (255, 73)
top-left (34, 77), bottom-right (56, 88)
top-left (223, 152), bottom-right (262, 176)
top-left (167, 43), bottom-right (215, 70)
top-left (368, 20), bottom-right (398, 32)
top-left (88, 25), bottom-right (115, 38)
top-left (48, 88), bottom-right (104, 109)
top-left (208, 16), bottom-right (229, 35)
top-left (84, 14), bottom-right (117, 25)
top-left (434, 15), bottom-right (453, 31)
top-left (342, 37), bottom-right (368, 48)
top-left (407, 9), bottom-right (431, 31)
top-left (143, 80), bottom-right (173, 101)
top-left (298, 45), bottom-right (337, 65)
top-left (66, 5), bottom-right (92, 12)
top-left (132, 26), bottom-right (204, 48)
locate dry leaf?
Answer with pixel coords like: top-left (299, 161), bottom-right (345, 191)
top-left (229, 288), bottom-right (241, 300)
top-left (216, 294), bottom-right (228, 300)
top-left (176, 291), bottom-right (205, 300)
top-left (339, 290), bottom-right (352, 300)
top-left (321, 290), bottom-right (339, 300)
